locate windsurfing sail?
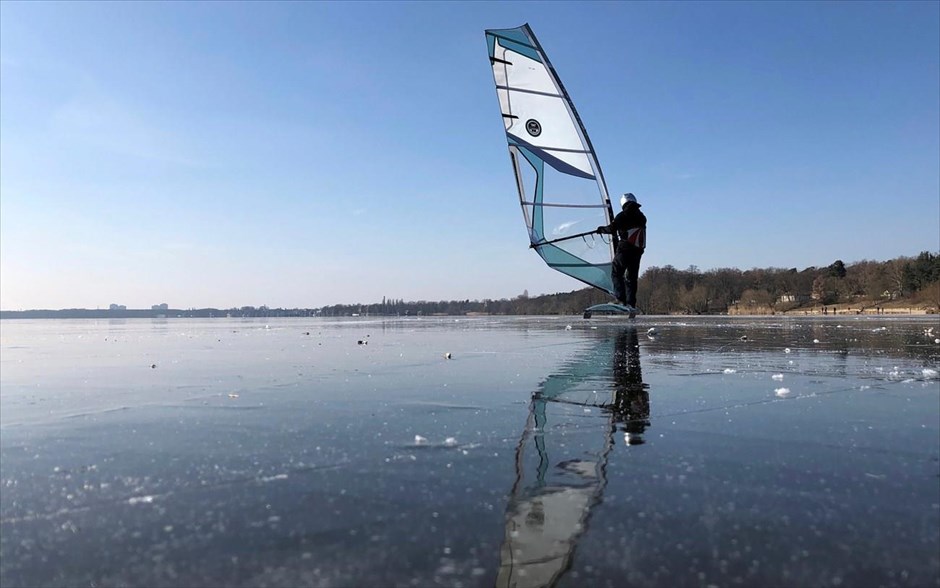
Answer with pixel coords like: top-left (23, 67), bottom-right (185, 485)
top-left (485, 24), bottom-right (617, 295)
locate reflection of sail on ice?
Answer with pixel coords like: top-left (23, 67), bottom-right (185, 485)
top-left (497, 329), bottom-right (650, 588)
top-left (485, 24), bottom-right (617, 295)
top-left (496, 401), bottom-right (613, 588)
top-left (496, 336), bottom-right (617, 588)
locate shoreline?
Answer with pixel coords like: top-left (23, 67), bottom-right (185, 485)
top-left (729, 306), bottom-right (936, 316)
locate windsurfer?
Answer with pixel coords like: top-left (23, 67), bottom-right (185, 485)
top-left (597, 193), bottom-right (647, 309)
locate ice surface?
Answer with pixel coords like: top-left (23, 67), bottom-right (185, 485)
top-left (1, 316), bottom-right (938, 588)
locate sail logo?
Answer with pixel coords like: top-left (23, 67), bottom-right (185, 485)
top-left (525, 119), bottom-right (542, 137)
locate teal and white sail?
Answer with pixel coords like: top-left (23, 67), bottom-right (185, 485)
top-left (485, 24), bottom-right (617, 295)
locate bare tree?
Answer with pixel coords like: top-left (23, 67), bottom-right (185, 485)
top-left (679, 284), bottom-right (710, 314)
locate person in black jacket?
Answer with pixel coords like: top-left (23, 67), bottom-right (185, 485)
top-left (597, 193), bottom-right (647, 309)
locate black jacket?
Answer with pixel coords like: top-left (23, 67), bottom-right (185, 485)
top-left (599, 203), bottom-right (646, 250)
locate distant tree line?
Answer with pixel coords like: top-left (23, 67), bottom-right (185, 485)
top-left (0, 306), bottom-right (320, 319)
top-left (636, 251), bottom-right (939, 314)
top-left (3, 252), bottom-right (936, 319)
top-left (319, 251), bottom-right (939, 316)
top-left (316, 288), bottom-right (614, 317)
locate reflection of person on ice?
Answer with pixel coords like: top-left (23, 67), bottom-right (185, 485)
top-left (612, 328), bottom-right (650, 445)
top-left (597, 193), bottom-right (647, 309)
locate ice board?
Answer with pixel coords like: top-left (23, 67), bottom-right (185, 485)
top-left (582, 303), bottom-right (640, 319)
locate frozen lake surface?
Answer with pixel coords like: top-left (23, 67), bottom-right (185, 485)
top-left (1, 316), bottom-right (938, 587)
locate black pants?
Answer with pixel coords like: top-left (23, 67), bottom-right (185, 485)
top-left (612, 245), bottom-right (643, 307)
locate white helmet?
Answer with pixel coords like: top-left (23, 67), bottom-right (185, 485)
top-left (620, 193), bottom-right (637, 208)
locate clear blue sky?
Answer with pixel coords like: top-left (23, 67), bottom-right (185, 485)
top-left (1, 1), bottom-right (938, 310)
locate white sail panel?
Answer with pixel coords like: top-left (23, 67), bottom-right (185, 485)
top-left (493, 38), bottom-right (594, 178)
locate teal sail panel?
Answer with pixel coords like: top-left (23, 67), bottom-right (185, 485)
top-left (485, 24), bottom-right (616, 295)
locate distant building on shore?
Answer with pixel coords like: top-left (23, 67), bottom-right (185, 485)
top-left (109, 303), bottom-right (127, 311)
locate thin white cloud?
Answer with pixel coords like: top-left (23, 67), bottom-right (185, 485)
top-left (552, 220), bottom-right (581, 235)
top-left (48, 78), bottom-right (207, 168)
top-left (652, 162), bottom-right (695, 181)
top-left (0, 52), bottom-right (20, 68)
